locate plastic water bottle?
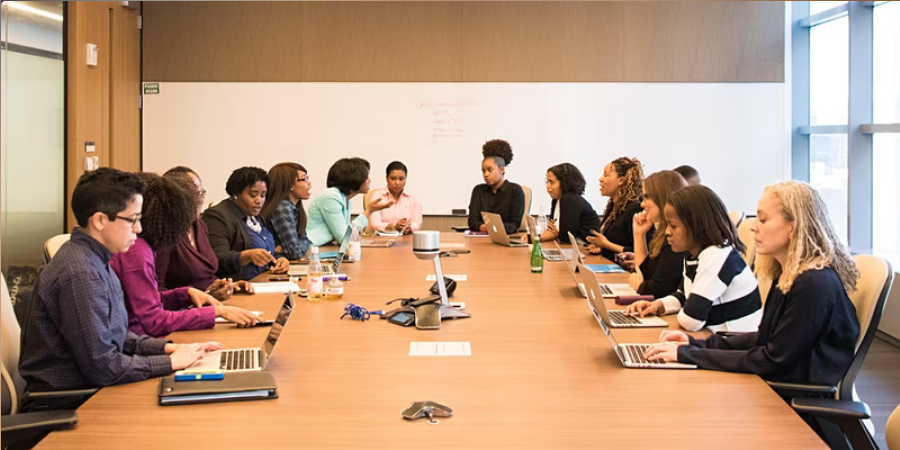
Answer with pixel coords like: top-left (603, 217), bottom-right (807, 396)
top-left (537, 206), bottom-right (548, 236)
top-left (307, 246), bottom-right (325, 301)
top-left (348, 226), bottom-right (362, 262)
top-left (531, 238), bottom-right (544, 273)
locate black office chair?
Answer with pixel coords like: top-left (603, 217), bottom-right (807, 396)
top-left (766, 256), bottom-right (894, 450)
top-left (1, 274), bottom-right (96, 450)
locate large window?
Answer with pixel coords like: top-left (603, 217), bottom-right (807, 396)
top-left (794, 1), bottom-right (900, 259)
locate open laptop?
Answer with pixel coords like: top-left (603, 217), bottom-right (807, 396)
top-left (561, 232), bottom-right (635, 299)
top-left (180, 292), bottom-right (297, 373)
top-left (579, 264), bottom-right (665, 327)
top-left (482, 212), bottom-right (528, 247)
top-left (526, 215), bottom-right (572, 261)
top-left (587, 296), bottom-right (696, 369)
top-left (289, 226), bottom-right (353, 276)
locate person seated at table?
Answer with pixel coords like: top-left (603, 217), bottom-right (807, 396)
top-left (111, 173), bottom-right (260, 338)
top-left (261, 162), bottom-right (313, 259)
top-left (467, 139), bottom-right (525, 234)
top-left (626, 185), bottom-right (762, 333)
top-left (307, 157), bottom-right (394, 246)
top-left (627, 170), bottom-right (689, 298)
top-left (586, 156), bottom-right (643, 261)
top-left (202, 166), bottom-right (290, 280)
top-left (538, 162), bottom-right (599, 243)
top-left (368, 161), bottom-right (423, 235)
top-left (19, 168), bottom-right (221, 392)
top-left (673, 164), bottom-right (701, 186)
top-left (642, 181), bottom-right (859, 387)
top-left (156, 166), bottom-right (254, 300)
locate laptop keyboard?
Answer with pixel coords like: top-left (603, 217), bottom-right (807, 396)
top-left (626, 344), bottom-right (664, 365)
top-left (608, 311), bottom-right (641, 325)
top-left (219, 349), bottom-right (257, 371)
top-left (599, 284), bottom-right (614, 296)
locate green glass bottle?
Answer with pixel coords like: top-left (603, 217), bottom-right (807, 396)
top-left (531, 238), bottom-right (543, 273)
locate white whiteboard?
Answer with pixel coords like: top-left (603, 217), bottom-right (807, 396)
top-left (143, 82), bottom-right (787, 216)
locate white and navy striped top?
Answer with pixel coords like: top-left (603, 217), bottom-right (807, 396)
top-left (660, 245), bottom-right (762, 332)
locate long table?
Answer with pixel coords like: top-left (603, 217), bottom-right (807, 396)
top-left (38, 233), bottom-right (826, 449)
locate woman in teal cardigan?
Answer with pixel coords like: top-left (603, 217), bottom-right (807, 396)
top-left (306, 157), bottom-right (394, 246)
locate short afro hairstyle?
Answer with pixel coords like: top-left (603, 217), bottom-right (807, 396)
top-left (225, 166), bottom-right (269, 197)
top-left (71, 167), bottom-right (144, 227)
top-left (482, 139), bottom-right (513, 167)
top-left (326, 157), bottom-right (370, 196)
top-left (136, 172), bottom-right (199, 250)
top-left (547, 163), bottom-right (587, 195)
top-left (386, 161), bottom-right (407, 177)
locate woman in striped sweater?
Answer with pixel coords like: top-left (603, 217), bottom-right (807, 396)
top-left (626, 185), bottom-right (762, 332)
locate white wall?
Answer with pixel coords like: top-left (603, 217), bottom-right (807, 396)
top-left (143, 82), bottom-right (787, 216)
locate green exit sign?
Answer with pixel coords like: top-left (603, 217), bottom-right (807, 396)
top-left (143, 83), bottom-right (159, 95)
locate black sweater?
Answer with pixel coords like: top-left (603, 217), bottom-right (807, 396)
top-left (597, 199), bottom-right (642, 261)
top-left (637, 240), bottom-right (686, 299)
top-left (467, 181), bottom-right (526, 235)
top-left (550, 193), bottom-right (600, 244)
top-left (677, 268), bottom-right (859, 386)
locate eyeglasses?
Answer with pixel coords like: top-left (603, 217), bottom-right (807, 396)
top-left (114, 214), bottom-right (142, 229)
top-left (198, 188), bottom-right (207, 198)
top-left (297, 177), bottom-right (310, 183)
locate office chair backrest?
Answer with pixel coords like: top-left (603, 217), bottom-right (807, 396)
top-left (362, 188), bottom-right (378, 214)
top-left (43, 234), bottom-right (71, 264)
top-left (888, 403), bottom-right (900, 450)
top-left (519, 185), bottom-right (532, 232)
top-left (729, 210), bottom-right (745, 228)
top-left (1, 274), bottom-right (25, 414)
top-left (737, 218), bottom-right (756, 268)
top-left (837, 255), bottom-right (893, 400)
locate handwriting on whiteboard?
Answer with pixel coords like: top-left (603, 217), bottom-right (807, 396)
top-left (417, 98), bottom-right (476, 142)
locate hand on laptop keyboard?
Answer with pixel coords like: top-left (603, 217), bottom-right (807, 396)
top-left (643, 342), bottom-right (682, 363)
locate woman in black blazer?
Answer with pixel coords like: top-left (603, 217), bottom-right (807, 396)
top-left (539, 163), bottom-right (599, 243)
top-left (587, 156), bottom-right (643, 262)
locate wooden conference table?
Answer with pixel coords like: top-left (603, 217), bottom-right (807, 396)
top-left (39, 233), bottom-right (825, 449)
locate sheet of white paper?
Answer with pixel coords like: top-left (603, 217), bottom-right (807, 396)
top-left (439, 243), bottom-right (466, 248)
top-left (409, 341), bottom-right (472, 356)
top-left (252, 282), bottom-right (300, 294)
top-left (426, 274), bottom-right (467, 281)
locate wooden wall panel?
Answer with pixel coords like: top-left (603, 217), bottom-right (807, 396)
top-left (461, 2), bottom-right (625, 81)
top-left (301, 2), bottom-right (463, 82)
top-left (110, 5), bottom-right (142, 172)
top-left (66, 1), bottom-right (142, 229)
top-left (142, 1), bottom-right (784, 83)
top-left (623, 2), bottom-right (785, 82)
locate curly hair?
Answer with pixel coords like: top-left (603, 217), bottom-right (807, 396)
top-left (136, 172), bottom-right (199, 251)
top-left (225, 167), bottom-right (269, 197)
top-left (643, 171), bottom-right (688, 258)
top-left (547, 163), bottom-right (587, 195)
top-left (72, 168), bottom-right (144, 227)
top-left (261, 162), bottom-right (308, 233)
top-left (601, 157), bottom-right (644, 230)
top-left (482, 139), bottom-right (514, 167)
top-left (667, 185), bottom-right (744, 255)
top-left (754, 181), bottom-right (858, 294)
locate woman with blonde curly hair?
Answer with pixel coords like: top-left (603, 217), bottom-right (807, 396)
top-left (587, 156), bottom-right (644, 262)
top-left (642, 181), bottom-right (860, 387)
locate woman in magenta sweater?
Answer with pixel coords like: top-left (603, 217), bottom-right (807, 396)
top-left (110, 173), bottom-right (259, 337)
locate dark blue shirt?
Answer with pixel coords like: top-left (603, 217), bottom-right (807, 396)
top-left (232, 217), bottom-right (277, 281)
top-left (19, 228), bottom-right (172, 392)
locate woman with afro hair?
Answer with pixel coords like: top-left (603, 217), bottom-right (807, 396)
top-left (467, 139), bottom-right (526, 234)
top-left (110, 173), bottom-right (260, 338)
top-left (538, 162), bottom-right (600, 244)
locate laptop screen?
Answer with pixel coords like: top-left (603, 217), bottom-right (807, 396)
top-left (331, 225), bottom-right (354, 273)
top-left (260, 292), bottom-right (297, 367)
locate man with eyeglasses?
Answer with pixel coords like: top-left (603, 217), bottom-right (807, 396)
top-left (19, 168), bottom-right (222, 398)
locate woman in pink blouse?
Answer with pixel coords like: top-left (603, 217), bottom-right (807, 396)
top-left (110, 173), bottom-right (260, 338)
top-left (368, 161), bottom-right (423, 234)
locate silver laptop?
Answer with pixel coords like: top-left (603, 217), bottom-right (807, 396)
top-left (559, 239), bottom-right (588, 297)
top-left (528, 215), bottom-right (572, 261)
top-left (561, 232), bottom-right (636, 298)
top-left (360, 238), bottom-right (394, 248)
top-left (587, 298), bottom-right (696, 369)
top-left (579, 264), bottom-right (665, 328)
top-left (180, 293), bottom-right (297, 373)
top-left (289, 226), bottom-right (354, 275)
top-left (482, 211), bottom-right (528, 247)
